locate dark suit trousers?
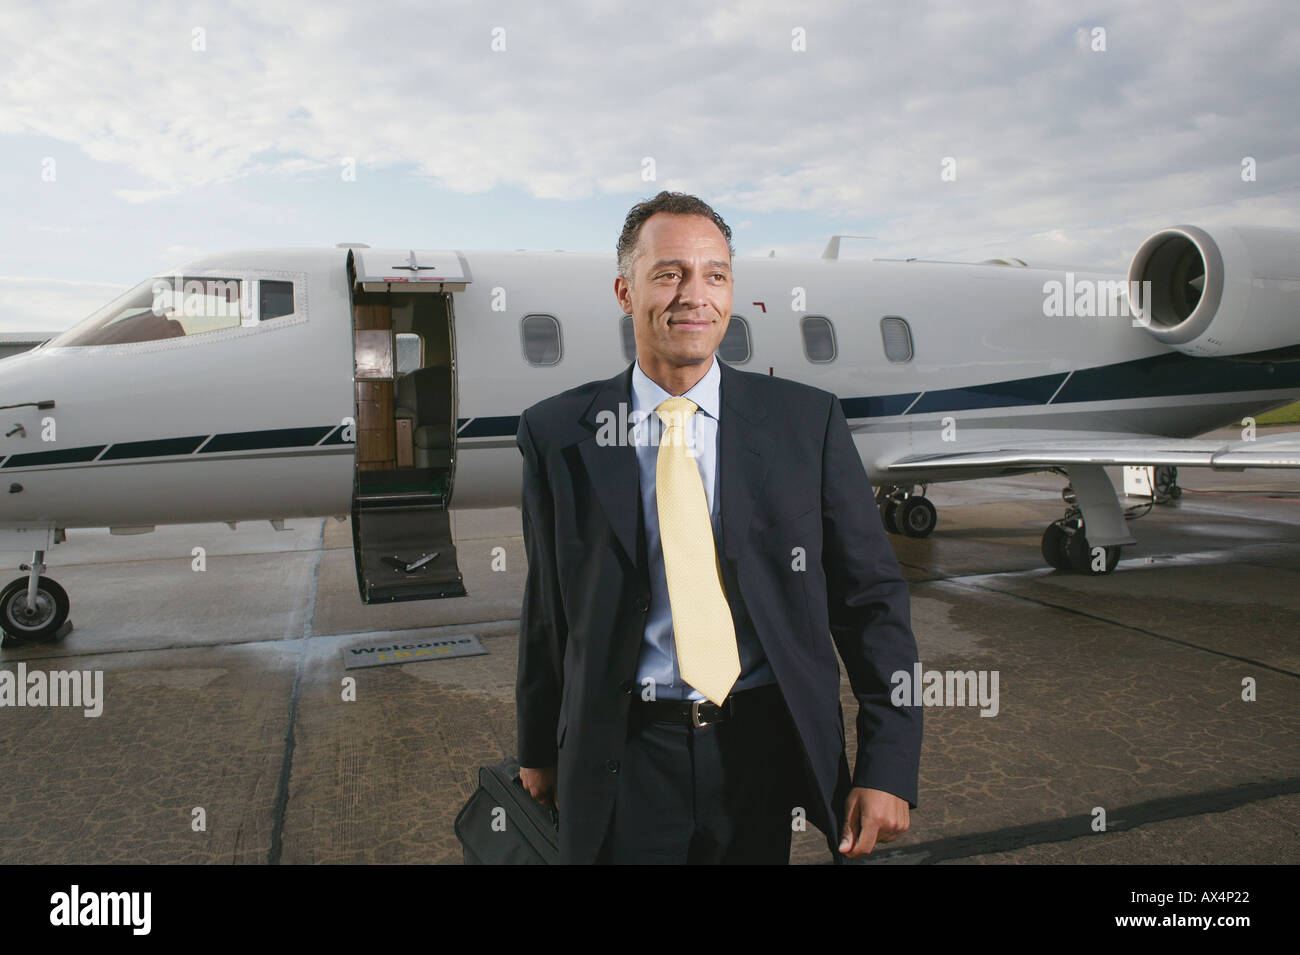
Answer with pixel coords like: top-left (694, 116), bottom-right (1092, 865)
top-left (596, 683), bottom-right (805, 864)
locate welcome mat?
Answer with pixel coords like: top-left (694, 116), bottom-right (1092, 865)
top-left (342, 632), bottom-right (487, 669)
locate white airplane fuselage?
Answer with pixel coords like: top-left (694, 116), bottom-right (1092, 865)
top-left (1, 228), bottom-right (1298, 617)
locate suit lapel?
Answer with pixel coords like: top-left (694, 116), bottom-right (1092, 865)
top-left (717, 360), bottom-right (773, 559)
top-left (575, 362), bottom-right (642, 571)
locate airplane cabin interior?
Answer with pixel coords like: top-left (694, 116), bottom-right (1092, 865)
top-left (349, 289), bottom-right (466, 603)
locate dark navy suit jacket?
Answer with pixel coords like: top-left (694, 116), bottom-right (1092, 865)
top-left (515, 358), bottom-right (922, 863)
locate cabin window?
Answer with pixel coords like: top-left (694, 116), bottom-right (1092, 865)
top-left (259, 280), bottom-right (295, 320)
top-left (717, 315), bottom-right (751, 363)
top-left (801, 316), bottom-right (837, 363)
top-left (395, 332), bottom-right (423, 374)
top-left (521, 313), bottom-right (562, 365)
top-left (620, 314), bottom-right (637, 362)
top-left (880, 316), bottom-right (914, 363)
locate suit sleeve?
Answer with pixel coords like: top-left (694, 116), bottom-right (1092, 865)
top-left (820, 395), bottom-right (923, 806)
top-left (515, 409), bottom-right (568, 769)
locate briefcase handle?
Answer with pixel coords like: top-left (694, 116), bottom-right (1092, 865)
top-left (510, 771), bottom-right (561, 828)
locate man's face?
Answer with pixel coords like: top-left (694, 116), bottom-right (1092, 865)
top-left (615, 213), bottom-right (732, 370)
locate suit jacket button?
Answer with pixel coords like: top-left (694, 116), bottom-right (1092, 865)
top-left (634, 598), bottom-right (649, 613)
top-left (606, 760), bottom-right (620, 774)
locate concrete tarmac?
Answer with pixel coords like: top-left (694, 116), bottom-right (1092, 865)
top-left (1, 457), bottom-right (1296, 865)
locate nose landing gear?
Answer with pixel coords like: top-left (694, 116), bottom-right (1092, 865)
top-left (0, 550), bottom-right (71, 644)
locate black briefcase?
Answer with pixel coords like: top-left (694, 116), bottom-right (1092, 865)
top-left (454, 756), bottom-right (560, 864)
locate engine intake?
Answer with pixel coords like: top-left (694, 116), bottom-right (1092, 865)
top-left (1128, 225), bottom-right (1300, 357)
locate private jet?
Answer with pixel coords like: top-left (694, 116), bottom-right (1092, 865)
top-left (2, 224), bottom-right (1299, 640)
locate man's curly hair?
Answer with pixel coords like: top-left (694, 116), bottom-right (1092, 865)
top-left (616, 191), bottom-right (734, 283)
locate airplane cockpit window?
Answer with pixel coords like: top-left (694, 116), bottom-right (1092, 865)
top-left (521, 313), bottom-right (562, 365)
top-left (717, 315), bottom-right (751, 363)
top-left (47, 277), bottom-right (246, 347)
top-left (260, 280), bottom-right (295, 320)
top-left (802, 316), bottom-right (837, 363)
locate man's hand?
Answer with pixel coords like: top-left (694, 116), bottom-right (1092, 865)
top-left (519, 765), bottom-right (557, 808)
top-left (839, 787), bottom-right (909, 858)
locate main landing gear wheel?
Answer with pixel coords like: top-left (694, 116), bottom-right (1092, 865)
top-left (880, 498), bottom-right (902, 534)
top-left (0, 575), bottom-right (70, 642)
top-left (876, 485), bottom-right (937, 538)
top-left (1041, 521), bottom-right (1071, 571)
top-left (1041, 519), bottom-right (1121, 575)
top-left (899, 497), bottom-right (937, 538)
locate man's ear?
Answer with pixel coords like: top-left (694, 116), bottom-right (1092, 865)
top-left (614, 275), bottom-right (633, 313)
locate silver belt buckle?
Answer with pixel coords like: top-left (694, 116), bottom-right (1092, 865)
top-left (691, 699), bottom-right (712, 728)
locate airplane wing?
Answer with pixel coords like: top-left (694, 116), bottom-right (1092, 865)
top-left (877, 431), bottom-right (1300, 476)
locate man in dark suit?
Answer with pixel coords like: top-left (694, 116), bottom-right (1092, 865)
top-left (516, 191), bottom-right (922, 864)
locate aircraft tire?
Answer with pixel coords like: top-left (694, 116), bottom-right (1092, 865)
top-left (0, 576), bottom-right (70, 642)
top-left (881, 499), bottom-right (903, 534)
top-left (899, 497), bottom-right (937, 538)
top-left (1064, 532), bottom-right (1121, 575)
top-left (1041, 522), bottom-right (1071, 570)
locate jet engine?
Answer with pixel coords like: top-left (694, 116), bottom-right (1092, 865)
top-left (1128, 225), bottom-right (1300, 358)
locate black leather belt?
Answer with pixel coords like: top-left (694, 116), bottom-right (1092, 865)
top-left (635, 683), bottom-right (781, 727)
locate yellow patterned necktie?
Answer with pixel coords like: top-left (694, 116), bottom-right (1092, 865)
top-left (654, 396), bottom-right (741, 706)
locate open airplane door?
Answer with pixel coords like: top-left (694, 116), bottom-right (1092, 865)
top-left (347, 249), bottom-right (470, 602)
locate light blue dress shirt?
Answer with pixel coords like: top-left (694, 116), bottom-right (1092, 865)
top-left (630, 356), bottom-right (776, 701)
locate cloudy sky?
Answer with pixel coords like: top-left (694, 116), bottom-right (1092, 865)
top-left (0, 0), bottom-right (1296, 332)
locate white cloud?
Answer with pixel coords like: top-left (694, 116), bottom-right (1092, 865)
top-left (0, 277), bottom-right (128, 334)
top-left (0, 0), bottom-right (1295, 271)
top-left (114, 187), bottom-right (183, 204)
